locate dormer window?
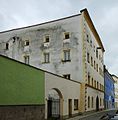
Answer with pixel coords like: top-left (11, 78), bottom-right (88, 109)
top-left (64, 32), bottom-right (70, 39)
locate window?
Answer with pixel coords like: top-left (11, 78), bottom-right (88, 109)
top-left (63, 50), bottom-right (71, 61)
top-left (6, 43), bottom-right (9, 50)
top-left (44, 53), bottom-right (50, 63)
top-left (45, 35), bottom-right (50, 43)
top-left (100, 98), bottom-right (102, 106)
top-left (100, 84), bottom-right (101, 90)
top-left (24, 56), bottom-right (30, 64)
top-left (87, 52), bottom-right (90, 63)
top-left (92, 78), bottom-right (94, 86)
top-left (96, 64), bottom-right (98, 72)
top-left (90, 40), bottom-right (92, 47)
top-left (91, 97), bottom-right (94, 108)
top-left (24, 40), bottom-right (29, 46)
top-left (91, 57), bottom-right (93, 66)
top-left (94, 60), bottom-right (96, 69)
top-left (74, 99), bottom-right (78, 110)
top-left (99, 55), bottom-right (101, 60)
top-left (96, 49), bottom-right (98, 58)
top-left (87, 34), bottom-right (89, 42)
top-left (88, 96), bottom-right (90, 108)
top-left (94, 46), bottom-right (95, 52)
top-left (94, 80), bottom-right (96, 88)
top-left (63, 74), bottom-right (70, 79)
top-left (97, 82), bottom-right (99, 89)
top-left (64, 32), bottom-right (70, 39)
top-left (88, 73), bottom-right (90, 85)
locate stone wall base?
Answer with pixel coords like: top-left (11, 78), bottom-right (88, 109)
top-left (0, 105), bottom-right (45, 120)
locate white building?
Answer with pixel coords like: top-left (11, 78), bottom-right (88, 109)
top-left (0, 8), bottom-right (105, 112)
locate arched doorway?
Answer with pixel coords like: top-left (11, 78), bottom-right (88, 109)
top-left (96, 96), bottom-right (99, 111)
top-left (47, 88), bottom-right (63, 119)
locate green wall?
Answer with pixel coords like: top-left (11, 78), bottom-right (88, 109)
top-left (0, 56), bottom-right (45, 105)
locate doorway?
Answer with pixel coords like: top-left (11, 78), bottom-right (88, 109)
top-left (47, 88), bottom-right (63, 119)
top-left (96, 96), bottom-right (99, 111)
top-left (68, 99), bottom-right (72, 117)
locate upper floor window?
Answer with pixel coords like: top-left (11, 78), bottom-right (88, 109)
top-left (24, 40), bottom-right (29, 46)
top-left (88, 73), bottom-right (90, 85)
top-left (64, 32), bottom-right (70, 39)
top-left (92, 78), bottom-right (94, 86)
top-left (87, 52), bottom-right (90, 63)
top-left (97, 81), bottom-right (99, 89)
top-left (44, 53), bottom-right (50, 63)
top-left (91, 57), bottom-right (93, 66)
top-left (24, 55), bottom-right (30, 64)
top-left (94, 80), bottom-right (96, 88)
top-left (44, 35), bottom-right (50, 43)
top-left (87, 34), bottom-right (89, 43)
top-left (96, 64), bottom-right (98, 72)
top-left (63, 50), bottom-right (71, 61)
top-left (96, 49), bottom-right (98, 58)
top-left (94, 60), bottom-right (96, 69)
top-left (6, 43), bottom-right (9, 50)
top-left (90, 40), bottom-right (92, 47)
top-left (63, 74), bottom-right (71, 79)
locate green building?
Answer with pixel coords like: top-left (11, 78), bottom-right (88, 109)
top-left (0, 55), bottom-right (45, 119)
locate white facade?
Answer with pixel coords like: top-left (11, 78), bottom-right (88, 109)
top-left (0, 9), bottom-right (105, 112)
top-left (45, 72), bottom-right (81, 119)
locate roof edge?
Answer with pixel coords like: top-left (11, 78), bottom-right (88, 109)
top-left (0, 13), bottom-right (81, 34)
top-left (80, 8), bottom-right (105, 52)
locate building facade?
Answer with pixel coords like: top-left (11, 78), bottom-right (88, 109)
top-left (0, 9), bottom-right (105, 112)
top-left (112, 75), bottom-right (118, 108)
top-left (104, 66), bottom-right (115, 109)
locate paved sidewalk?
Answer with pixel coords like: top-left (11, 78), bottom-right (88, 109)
top-left (66, 109), bottom-right (117, 120)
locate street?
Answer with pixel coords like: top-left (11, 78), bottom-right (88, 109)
top-left (111, 114), bottom-right (118, 120)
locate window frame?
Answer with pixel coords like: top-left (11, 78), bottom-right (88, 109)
top-left (24, 40), bottom-right (29, 46)
top-left (44, 53), bottom-right (50, 63)
top-left (44, 35), bottom-right (50, 43)
top-left (74, 99), bottom-right (79, 110)
top-left (63, 50), bottom-right (71, 62)
top-left (24, 55), bottom-right (30, 64)
top-left (64, 32), bottom-right (70, 39)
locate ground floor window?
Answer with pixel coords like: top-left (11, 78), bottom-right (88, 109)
top-left (74, 99), bottom-right (78, 110)
top-left (88, 96), bottom-right (90, 108)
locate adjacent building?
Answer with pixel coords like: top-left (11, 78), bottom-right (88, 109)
top-left (0, 9), bottom-right (105, 112)
top-left (112, 75), bottom-right (118, 108)
top-left (0, 55), bottom-right (81, 119)
top-left (104, 66), bottom-right (115, 109)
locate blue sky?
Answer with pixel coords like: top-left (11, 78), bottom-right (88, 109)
top-left (0, 0), bottom-right (118, 75)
